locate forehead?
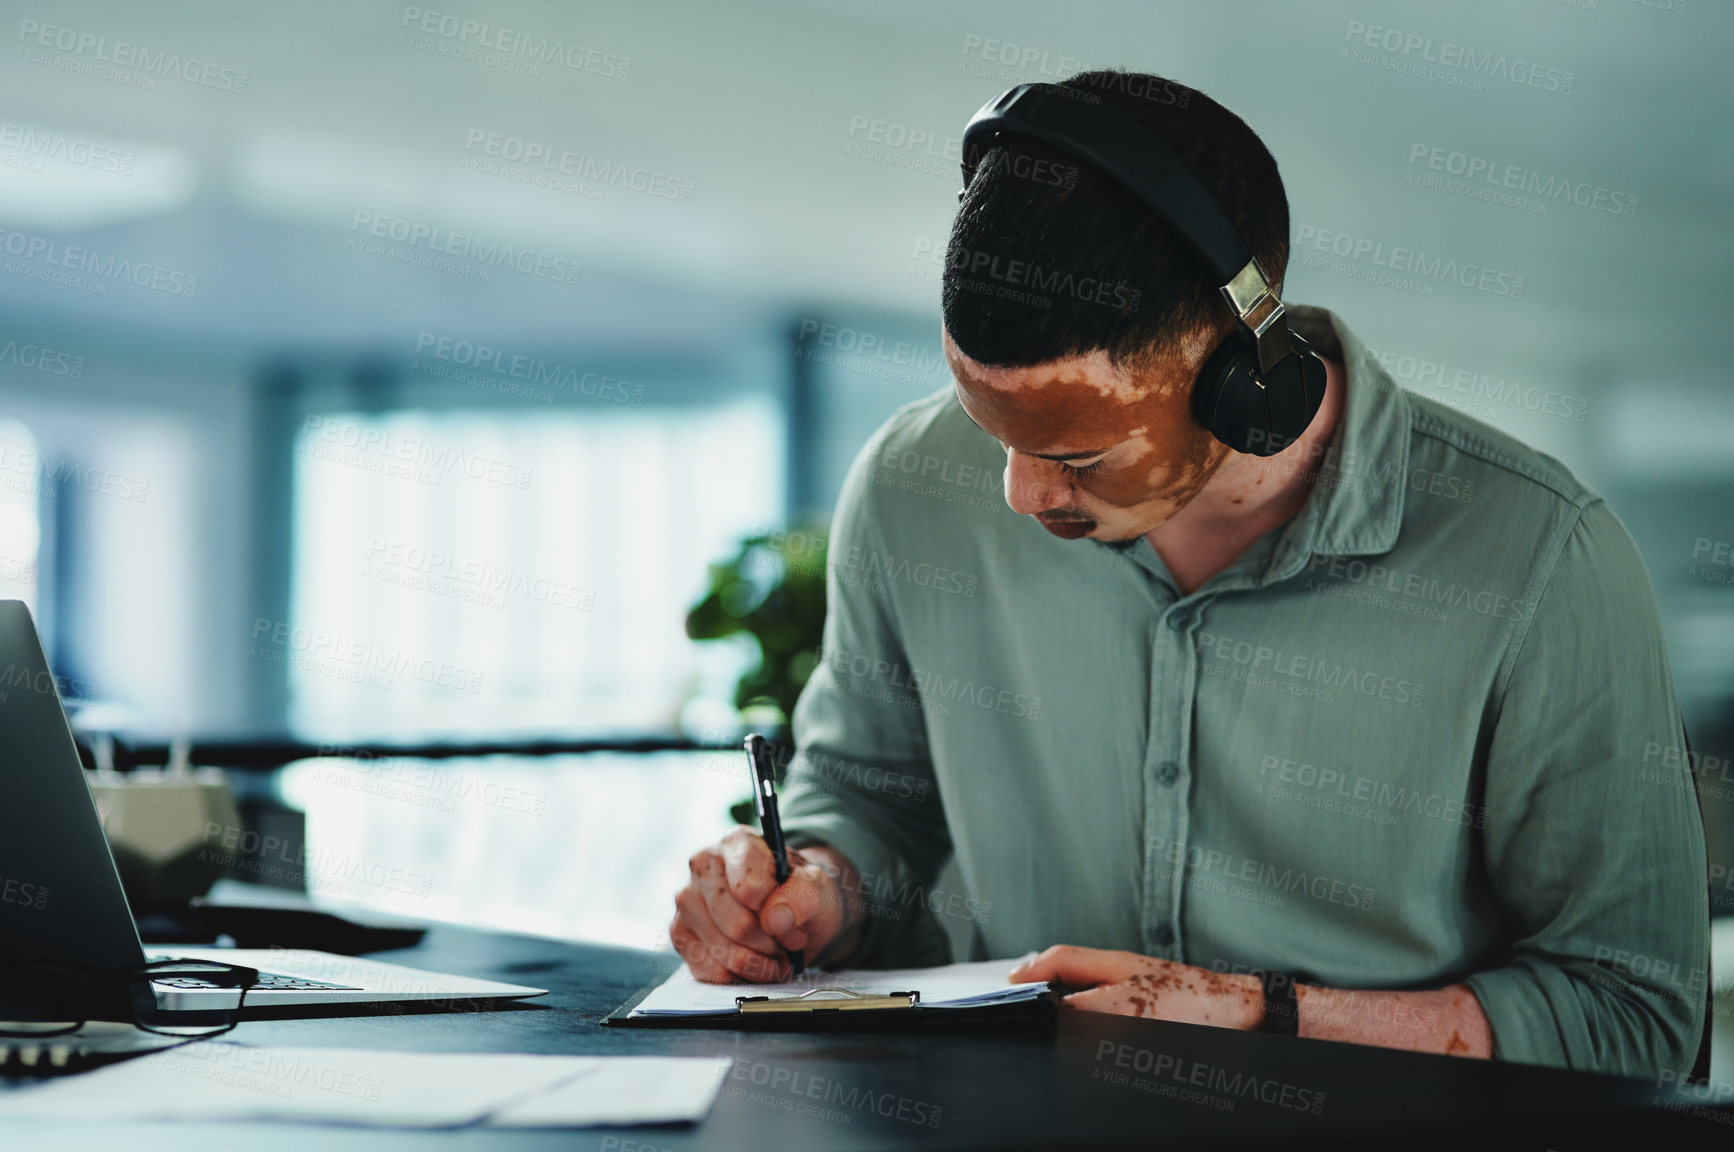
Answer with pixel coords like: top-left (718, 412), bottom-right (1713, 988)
top-left (946, 343), bottom-right (1154, 403)
top-left (944, 331), bottom-right (1201, 453)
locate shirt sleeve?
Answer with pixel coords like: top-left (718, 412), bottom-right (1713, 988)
top-left (779, 422), bottom-right (956, 969)
top-left (1462, 498), bottom-right (1708, 1077)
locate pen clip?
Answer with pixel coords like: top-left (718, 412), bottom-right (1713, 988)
top-left (743, 733), bottom-right (791, 883)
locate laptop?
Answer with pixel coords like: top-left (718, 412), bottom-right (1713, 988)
top-left (0, 600), bottom-right (546, 1015)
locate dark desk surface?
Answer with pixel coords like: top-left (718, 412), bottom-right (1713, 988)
top-left (2, 922), bottom-right (1731, 1150)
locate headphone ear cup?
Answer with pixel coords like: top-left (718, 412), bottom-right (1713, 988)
top-left (1190, 328), bottom-right (1265, 454)
top-left (1190, 328), bottom-right (1326, 456)
top-left (1259, 331), bottom-right (1326, 454)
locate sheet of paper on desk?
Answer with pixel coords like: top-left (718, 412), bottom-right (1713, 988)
top-left (0, 1044), bottom-right (732, 1128)
top-left (489, 1055), bottom-right (734, 1127)
top-left (630, 955), bottom-right (1049, 1017)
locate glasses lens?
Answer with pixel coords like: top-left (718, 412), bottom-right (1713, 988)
top-left (128, 961), bottom-right (256, 1038)
top-left (132, 1018), bottom-right (239, 1039)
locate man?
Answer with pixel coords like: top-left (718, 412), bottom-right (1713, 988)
top-left (669, 69), bottom-right (1707, 1076)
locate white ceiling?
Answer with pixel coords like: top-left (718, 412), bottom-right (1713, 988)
top-left (0, 0), bottom-right (1729, 381)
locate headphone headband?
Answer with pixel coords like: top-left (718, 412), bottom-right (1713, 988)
top-left (959, 82), bottom-right (1291, 375)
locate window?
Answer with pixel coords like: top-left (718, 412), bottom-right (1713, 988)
top-left (0, 420), bottom-right (41, 614)
top-left (277, 750), bottom-right (745, 945)
top-left (289, 402), bottom-right (782, 740)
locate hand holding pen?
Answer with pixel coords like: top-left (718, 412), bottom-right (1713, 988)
top-left (745, 733), bottom-right (804, 977)
top-left (667, 737), bottom-right (867, 984)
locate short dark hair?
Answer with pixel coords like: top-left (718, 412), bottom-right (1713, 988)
top-left (942, 70), bottom-right (1289, 370)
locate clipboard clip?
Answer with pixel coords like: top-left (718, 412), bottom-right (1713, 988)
top-left (735, 988), bottom-right (920, 1014)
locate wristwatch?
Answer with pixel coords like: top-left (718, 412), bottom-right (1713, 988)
top-left (1258, 969), bottom-right (1301, 1036)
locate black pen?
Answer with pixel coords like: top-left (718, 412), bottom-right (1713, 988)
top-left (744, 733), bottom-right (805, 977)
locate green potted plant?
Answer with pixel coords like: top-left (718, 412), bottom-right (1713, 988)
top-left (685, 523), bottom-right (830, 737)
top-left (687, 525), bottom-right (829, 825)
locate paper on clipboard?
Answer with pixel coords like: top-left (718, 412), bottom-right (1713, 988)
top-left (628, 956), bottom-right (1049, 1018)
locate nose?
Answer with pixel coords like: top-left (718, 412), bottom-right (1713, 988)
top-left (1003, 450), bottom-right (1073, 516)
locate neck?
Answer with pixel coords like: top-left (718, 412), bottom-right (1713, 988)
top-left (1149, 354), bottom-right (1347, 550)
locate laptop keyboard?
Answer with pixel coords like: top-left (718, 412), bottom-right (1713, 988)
top-left (146, 960), bottom-right (364, 992)
top-left (165, 973), bottom-right (366, 991)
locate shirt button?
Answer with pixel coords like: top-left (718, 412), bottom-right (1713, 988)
top-left (1153, 923), bottom-right (1175, 947)
top-left (1156, 761), bottom-right (1180, 786)
top-left (1166, 608), bottom-right (1191, 631)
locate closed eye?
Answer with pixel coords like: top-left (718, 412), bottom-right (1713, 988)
top-left (998, 440), bottom-right (1113, 476)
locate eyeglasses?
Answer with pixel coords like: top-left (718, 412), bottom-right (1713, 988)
top-left (0, 957), bottom-right (259, 1042)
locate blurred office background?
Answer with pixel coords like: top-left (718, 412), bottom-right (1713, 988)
top-left (1, 0), bottom-right (1730, 1058)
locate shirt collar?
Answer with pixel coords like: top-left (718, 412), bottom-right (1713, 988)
top-left (1270, 305), bottom-right (1410, 571)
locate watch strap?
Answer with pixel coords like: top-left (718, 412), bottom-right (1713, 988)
top-left (1259, 969), bottom-right (1301, 1036)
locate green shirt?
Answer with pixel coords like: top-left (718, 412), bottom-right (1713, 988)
top-left (780, 305), bottom-right (1707, 1077)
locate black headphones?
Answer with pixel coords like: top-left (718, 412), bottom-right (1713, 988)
top-left (959, 83), bottom-right (1324, 457)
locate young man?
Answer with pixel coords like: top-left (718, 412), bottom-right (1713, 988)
top-left (669, 70), bottom-right (1706, 1077)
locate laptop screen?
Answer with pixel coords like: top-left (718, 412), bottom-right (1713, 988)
top-left (0, 600), bottom-right (147, 971)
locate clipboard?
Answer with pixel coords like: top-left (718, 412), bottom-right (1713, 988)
top-left (602, 979), bottom-right (1060, 1033)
